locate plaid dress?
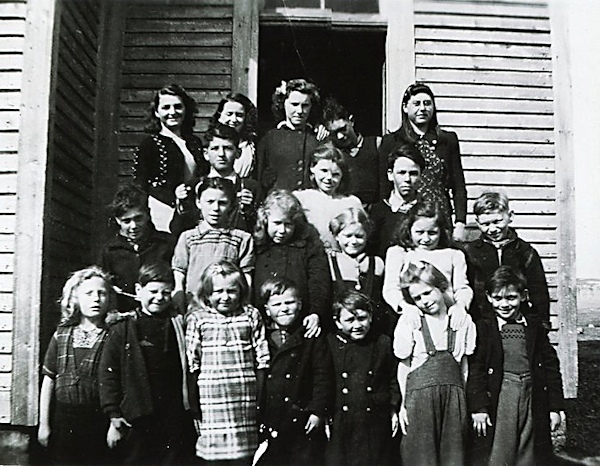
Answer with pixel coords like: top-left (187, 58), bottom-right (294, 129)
top-left (186, 302), bottom-right (269, 460)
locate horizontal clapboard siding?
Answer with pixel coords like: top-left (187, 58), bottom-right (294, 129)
top-left (118, 1), bottom-right (234, 180)
top-left (414, 1), bottom-right (559, 328)
top-left (42, 0), bottom-right (101, 361)
top-left (0, 0), bottom-right (26, 424)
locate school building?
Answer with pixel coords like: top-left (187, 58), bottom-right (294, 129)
top-left (0, 0), bottom-right (596, 451)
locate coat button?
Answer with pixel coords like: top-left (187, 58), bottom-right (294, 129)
top-left (342, 388), bottom-right (349, 394)
top-left (488, 368), bottom-right (494, 374)
top-left (285, 373), bottom-right (292, 379)
top-left (366, 386), bottom-right (372, 392)
top-left (366, 407), bottom-right (371, 412)
top-left (342, 372), bottom-right (348, 378)
top-left (342, 405), bottom-right (349, 412)
top-left (284, 397), bottom-right (290, 402)
top-left (267, 374), bottom-right (272, 379)
top-left (368, 370), bottom-right (373, 375)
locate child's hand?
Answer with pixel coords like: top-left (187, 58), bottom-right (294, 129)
top-left (305, 414), bottom-right (321, 434)
top-left (452, 222), bottom-right (466, 242)
top-left (448, 303), bottom-right (468, 330)
top-left (107, 417), bottom-right (131, 449)
top-left (391, 411), bottom-right (399, 437)
top-left (303, 314), bottom-right (321, 338)
top-left (550, 411), bottom-right (562, 431)
top-left (471, 412), bottom-right (492, 437)
top-left (237, 188), bottom-right (254, 207)
top-left (175, 183), bottom-right (191, 201)
top-left (401, 305), bottom-right (422, 329)
top-left (37, 424), bottom-right (50, 447)
top-left (399, 405), bottom-right (409, 435)
top-left (315, 124), bottom-right (330, 141)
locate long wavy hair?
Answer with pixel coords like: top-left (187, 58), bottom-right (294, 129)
top-left (271, 78), bottom-right (321, 125)
top-left (254, 189), bottom-right (308, 247)
top-left (145, 84), bottom-right (197, 137)
top-left (393, 200), bottom-right (451, 250)
top-left (209, 93), bottom-right (258, 143)
top-left (399, 82), bottom-right (440, 143)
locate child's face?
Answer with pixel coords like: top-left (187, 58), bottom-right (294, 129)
top-left (77, 277), bottom-right (110, 321)
top-left (387, 157), bottom-right (421, 198)
top-left (267, 208), bottom-right (295, 244)
top-left (204, 136), bottom-right (239, 175)
top-left (218, 101), bottom-right (246, 133)
top-left (326, 118), bottom-right (358, 149)
top-left (336, 223), bottom-right (367, 257)
top-left (487, 285), bottom-right (526, 321)
top-left (196, 188), bottom-right (232, 227)
top-left (310, 159), bottom-right (342, 195)
top-left (410, 216), bottom-right (440, 250)
top-left (265, 289), bottom-right (301, 328)
top-left (402, 92), bottom-right (435, 129)
top-left (476, 210), bottom-right (513, 243)
top-left (136, 281), bottom-right (173, 315)
top-left (115, 207), bottom-right (150, 242)
top-left (208, 274), bottom-right (241, 314)
top-left (155, 94), bottom-right (185, 131)
top-left (284, 90), bottom-right (312, 128)
top-left (335, 308), bottom-right (372, 341)
top-left (407, 281), bottom-right (446, 316)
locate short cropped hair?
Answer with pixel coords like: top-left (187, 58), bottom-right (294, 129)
top-left (332, 289), bottom-right (373, 319)
top-left (321, 97), bottom-right (350, 123)
top-left (473, 192), bottom-right (510, 216)
top-left (109, 183), bottom-right (149, 219)
top-left (399, 260), bottom-right (449, 305)
top-left (138, 261), bottom-right (174, 287)
top-left (205, 122), bottom-right (240, 147)
top-left (259, 277), bottom-right (301, 303)
top-left (387, 143), bottom-right (426, 171)
top-left (485, 265), bottom-right (527, 295)
top-left (309, 142), bottom-right (350, 194)
top-left (196, 259), bottom-right (250, 306)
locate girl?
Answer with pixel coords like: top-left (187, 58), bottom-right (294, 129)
top-left (379, 83), bottom-right (467, 241)
top-left (185, 260), bottom-right (270, 464)
top-left (328, 207), bottom-right (395, 335)
top-left (293, 143), bottom-right (363, 252)
top-left (256, 79), bottom-right (321, 192)
top-left (253, 189), bottom-right (331, 334)
top-left (394, 261), bottom-right (476, 466)
top-left (133, 84), bottom-right (210, 232)
top-left (383, 201), bottom-right (472, 321)
top-left (209, 93), bottom-right (258, 178)
top-left (38, 267), bottom-right (114, 465)
top-left (172, 177), bottom-right (254, 311)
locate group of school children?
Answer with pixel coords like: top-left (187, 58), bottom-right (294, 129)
top-left (38, 79), bottom-right (564, 466)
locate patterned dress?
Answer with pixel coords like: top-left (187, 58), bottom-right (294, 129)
top-left (185, 303), bottom-right (270, 461)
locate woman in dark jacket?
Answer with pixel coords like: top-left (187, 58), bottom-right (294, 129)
top-left (379, 82), bottom-right (467, 241)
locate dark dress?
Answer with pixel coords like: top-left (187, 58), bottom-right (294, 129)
top-left (257, 323), bottom-right (333, 466)
top-left (326, 331), bottom-right (400, 466)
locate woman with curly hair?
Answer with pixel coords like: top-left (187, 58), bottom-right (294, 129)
top-left (133, 84), bottom-right (210, 232)
top-left (256, 79), bottom-right (321, 193)
top-left (208, 93), bottom-right (258, 178)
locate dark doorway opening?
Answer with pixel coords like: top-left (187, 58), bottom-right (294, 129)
top-left (258, 25), bottom-right (386, 137)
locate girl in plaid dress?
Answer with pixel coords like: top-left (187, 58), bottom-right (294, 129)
top-left (186, 260), bottom-right (270, 465)
top-left (38, 267), bottom-right (115, 465)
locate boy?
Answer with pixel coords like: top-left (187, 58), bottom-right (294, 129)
top-left (99, 262), bottom-right (194, 465)
top-left (98, 184), bottom-right (174, 311)
top-left (464, 192), bottom-right (550, 327)
top-left (467, 266), bottom-right (563, 466)
top-left (326, 290), bottom-right (399, 466)
top-left (322, 97), bottom-right (382, 207)
top-left (256, 278), bottom-right (333, 466)
top-left (368, 143), bottom-right (425, 258)
top-left (170, 122), bottom-right (259, 236)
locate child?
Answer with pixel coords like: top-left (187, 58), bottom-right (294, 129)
top-left (293, 142), bottom-right (363, 252)
top-left (464, 192), bottom-right (551, 327)
top-left (170, 123), bottom-right (260, 236)
top-left (467, 266), bottom-right (563, 465)
top-left (253, 189), bottom-right (331, 334)
top-left (99, 262), bottom-right (193, 464)
top-left (326, 290), bottom-right (400, 466)
top-left (394, 261), bottom-right (476, 466)
top-left (98, 183), bottom-right (174, 311)
top-left (383, 200), bottom-right (472, 321)
top-left (256, 79), bottom-right (321, 192)
top-left (172, 177), bottom-right (254, 311)
top-left (256, 278), bottom-right (333, 466)
top-left (328, 207), bottom-right (396, 335)
top-left (322, 97), bottom-right (382, 207)
top-left (368, 143), bottom-right (425, 258)
top-left (209, 93), bottom-right (258, 177)
top-left (186, 260), bottom-right (270, 464)
top-left (38, 267), bottom-right (114, 465)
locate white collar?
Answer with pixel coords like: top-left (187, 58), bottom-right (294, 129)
top-left (159, 125), bottom-right (184, 142)
top-left (496, 314), bottom-right (527, 331)
top-left (207, 168), bottom-right (237, 183)
top-left (387, 191), bottom-right (417, 213)
top-left (276, 120), bottom-right (312, 131)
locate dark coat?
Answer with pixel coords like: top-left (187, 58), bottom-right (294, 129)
top-left (367, 200), bottom-right (410, 258)
top-left (133, 134), bottom-right (209, 207)
top-left (97, 228), bottom-right (175, 311)
top-left (326, 331), bottom-right (400, 466)
top-left (466, 316), bottom-right (564, 465)
top-left (258, 325), bottom-right (333, 466)
top-left (254, 226), bottom-right (332, 328)
top-left (464, 229), bottom-right (550, 325)
top-left (378, 128), bottom-right (467, 223)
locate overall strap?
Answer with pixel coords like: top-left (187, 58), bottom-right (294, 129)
top-left (329, 254), bottom-right (344, 283)
top-left (361, 256), bottom-right (376, 295)
top-left (447, 326), bottom-right (457, 354)
top-left (419, 315), bottom-right (437, 355)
